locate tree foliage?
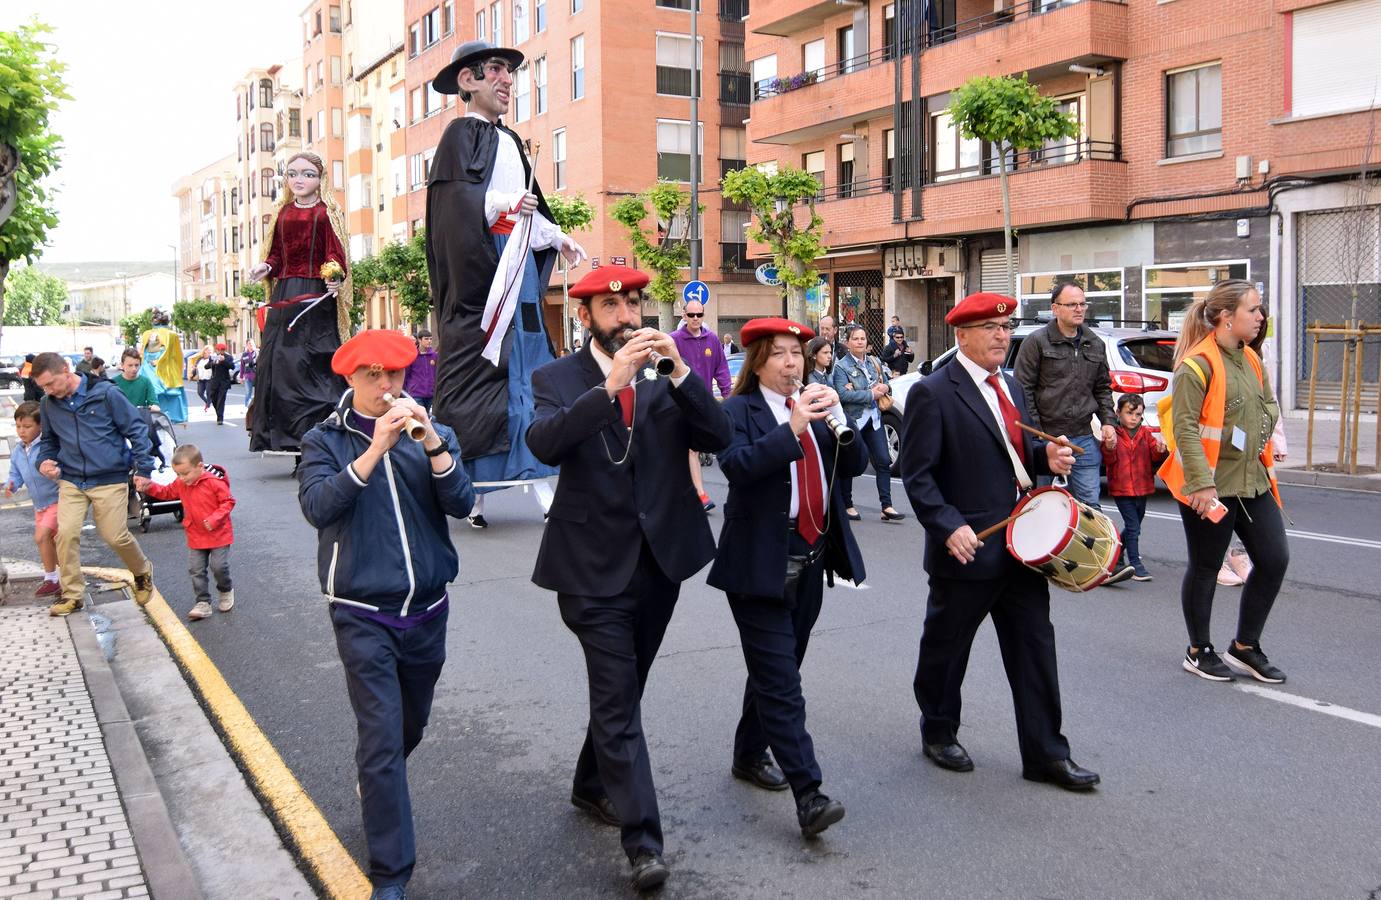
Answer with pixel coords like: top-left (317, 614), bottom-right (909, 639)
top-left (720, 166), bottom-right (826, 323)
top-left (351, 230), bottom-right (432, 329)
top-left (948, 74), bottom-right (1078, 296)
top-left (611, 182), bottom-right (695, 322)
top-left (1, 265), bottom-right (65, 325)
top-left (172, 299), bottom-right (233, 341)
top-left (237, 281), bottom-right (266, 304)
top-left (547, 193), bottom-right (595, 236)
top-left (119, 308), bottom-right (155, 347)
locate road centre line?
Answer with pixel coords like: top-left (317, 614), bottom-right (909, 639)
top-left (1234, 683), bottom-right (1381, 730)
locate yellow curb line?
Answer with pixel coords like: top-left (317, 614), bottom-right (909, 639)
top-left (84, 565), bottom-right (370, 900)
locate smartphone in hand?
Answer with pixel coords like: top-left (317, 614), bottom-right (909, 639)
top-left (1204, 498), bottom-right (1228, 523)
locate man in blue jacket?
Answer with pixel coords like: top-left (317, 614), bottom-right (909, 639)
top-left (30, 352), bottom-right (155, 616)
top-left (297, 330), bottom-right (474, 900)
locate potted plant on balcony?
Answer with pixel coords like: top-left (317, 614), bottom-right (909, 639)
top-left (721, 165), bottom-right (826, 324)
top-left (770, 71), bottom-right (820, 96)
top-left (948, 73), bottom-right (1078, 297)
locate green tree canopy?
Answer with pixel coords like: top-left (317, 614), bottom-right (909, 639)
top-left (119, 308), bottom-right (155, 347)
top-left (1, 265), bottom-right (65, 325)
top-left (611, 182), bottom-right (696, 328)
top-left (547, 193), bottom-right (595, 237)
top-left (720, 166), bottom-right (826, 324)
top-left (350, 231), bottom-right (432, 330)
top-left (172, 299), bottom-right (233, 341)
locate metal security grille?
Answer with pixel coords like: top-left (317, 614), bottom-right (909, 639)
top-left (835, 269), bottom-right (887, 352)
top-left (1296, 205), bottom-right (1381, 411)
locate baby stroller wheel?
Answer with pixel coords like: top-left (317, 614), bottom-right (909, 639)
top-left (139, 507), bottom-right (151, 533)
top-left (173, 508), bottom-right (184, 523)
top-left (697, 452), bottom-right (715, 469)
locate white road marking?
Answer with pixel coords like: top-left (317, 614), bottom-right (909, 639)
top-left (835, 581), bottom-right (871, 590)
top-left (1142, 509), bottom-right (1381, 550)
top-left (1234, 683), bottom-right (1381, 730)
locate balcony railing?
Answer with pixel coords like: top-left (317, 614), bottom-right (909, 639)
top-left (924, 0), bottom-right (1124, 49)
top-left (718, 0), bottom-right (748, 21)
top-left (818, 174), bottom-right (893, 202)
top-left (720, 158), bottom-right (747, 179)
top-left (720, 71), bottom-right (751, 105)
top-left (752, 45), bottom-right (892, 101)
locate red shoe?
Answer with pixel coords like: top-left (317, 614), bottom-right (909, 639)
top-left (34, 580), bottom-right (61, 597)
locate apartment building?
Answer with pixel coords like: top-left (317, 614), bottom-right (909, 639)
top-left (172, 154), bottom-right (237, 306)
top-left (402, 0), bottom-right (777, 345)
top-left (745, 0), bottom-right (1381, 406)
top-left (299, 2), bottom-right (350, 211)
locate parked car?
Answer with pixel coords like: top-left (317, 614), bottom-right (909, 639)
top-left (0, 355), bottom-right (24, 388)
top-left (723, 352), bottom-right (746, 397)
top-left (881, 322), bottom-right (1178, 468)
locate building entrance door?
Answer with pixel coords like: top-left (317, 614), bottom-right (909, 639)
top-left (925, 278), bottom-right (953, 360)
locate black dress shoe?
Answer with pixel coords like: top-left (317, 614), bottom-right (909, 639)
top-left (731, 757), bottom-right (789, 791)
top-left (630, 851), bottom-right (669, 891)
top-left (1022, 758), bottom-right (1101, 791)
top-left (922, 741), bottom-right (974, 772)
top-left (570, 792), bottom-right (619, 826)
top-left (796, 791), bottom-right (846, 837)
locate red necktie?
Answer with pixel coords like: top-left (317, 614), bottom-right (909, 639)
top-left (985, 374), bottom-right (1028, 466)
top-left (618, 386), bottom-right (635, 427)
top-left (787, 398), bottom-right (825, 545)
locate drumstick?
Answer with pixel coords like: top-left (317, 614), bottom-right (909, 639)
top-left (1013, 420), bottom-right (1086, 455)
top-left (975, 505), bottom-right (1035, 542)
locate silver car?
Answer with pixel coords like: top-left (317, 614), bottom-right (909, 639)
top-left (882, 323), bottom-right (1178, 468)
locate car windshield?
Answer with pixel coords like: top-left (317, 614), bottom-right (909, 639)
top-left (1119, 338), bottom-right (1176, 372)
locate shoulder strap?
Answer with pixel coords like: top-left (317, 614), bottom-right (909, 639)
top-left (1182, 356), bottom-right (1208, 388)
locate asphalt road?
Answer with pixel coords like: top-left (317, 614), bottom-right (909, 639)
top-left (8, 388), bottom-right (1380, 900)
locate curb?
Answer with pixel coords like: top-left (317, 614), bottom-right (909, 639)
top-left (1276, 467), bottom-right (1381, 493)
top-left (67, 579), bottom-right (206, 900)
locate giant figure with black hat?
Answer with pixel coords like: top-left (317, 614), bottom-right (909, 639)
top-left (427, 40), bottom-right (586, 527)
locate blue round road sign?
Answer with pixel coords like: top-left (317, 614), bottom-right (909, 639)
top-left (682, 280), bottom-right (710, 305)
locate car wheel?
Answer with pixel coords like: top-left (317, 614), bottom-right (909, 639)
top-left (882, 411), bottom-right (903, 469)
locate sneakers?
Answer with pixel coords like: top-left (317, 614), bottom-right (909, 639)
top-left (132, 568), bottom-right (154, 606)
top-left (218, 590), bottom-right (235, 612)
top-left (468, 515), bottom-right (488, 529)
top-left (1216, 563), bottom-right (1244, 586)
top-left (1227, 550), bottom-right (1254, 582)
top-left (1104, 564), bottom-right (1136, 586)
top-left (1131, 564), bottom-right (1153, 582)
top-left (48, 597), bottom-right (84, 617)
top-left (1224, 643), bottom-right (1286, 683)
top-left (699, 492), bottom-right (716, 512)
top-left (34, 580), bottom-right (61, 597)
top-left (369, 885), bottom-right (406, 900)
top-left (1183, 645), bottom-right (1234, 682)
top-left (188, 601), bottom-right (213, 620)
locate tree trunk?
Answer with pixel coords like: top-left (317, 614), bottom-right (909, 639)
top-left (0, 258), bottom-right (9, 354)
top-left (659, 299), bottom-right (675, 332)
top-left (785, 257), bottom-right (808, 323)
top-left (998, 142), bottom-right (1016, 299)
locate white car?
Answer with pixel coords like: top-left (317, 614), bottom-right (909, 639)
top-left (882, 323), bottom-right (1178, 468)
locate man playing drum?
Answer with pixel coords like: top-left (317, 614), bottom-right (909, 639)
top-left (898, 292), bottom-right (1099, 791)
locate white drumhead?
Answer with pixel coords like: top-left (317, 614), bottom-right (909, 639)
top-left (1008, 491), bottom-right (1075, 561)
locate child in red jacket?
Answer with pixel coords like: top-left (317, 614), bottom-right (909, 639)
top-left (133, 444), bottom-right (235, 620)
top-left (1103, 394), bottom-right (1168, 582)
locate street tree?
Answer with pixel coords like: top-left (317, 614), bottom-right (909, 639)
top-left (949, 73), bottom-right (1078, 298)
top-left (721, 166), bottom-right (826, 324)
top-left (119, 308), bottom-right (155, 347)
top-left (547, 193), bottom-right (595, 348)
top-left (1, 265), bottom-right (66, 325)
top-left (347, 255), bottom-right (383, 332)
top-left (172, 299), bottom-right (233, 342)
top-left (0, 19), bottom-right (69, 353)
top-left (611, 182), bottom-right (695, 329)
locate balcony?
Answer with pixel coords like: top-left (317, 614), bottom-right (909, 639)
top-left (749, 47), bottom-right (893, 144)
top-left (750, 0), bottom-right (852, 37)
top-left (720, 71), bottom-right (751, 106)
top-left (719, 0), bottom-right (748, 22)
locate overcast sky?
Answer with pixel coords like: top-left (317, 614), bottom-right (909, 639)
top-left (2, 2), bottom-right (305, 264)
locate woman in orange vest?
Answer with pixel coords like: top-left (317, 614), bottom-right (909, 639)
top-left (1159, 280), bottom-right (1288, 685)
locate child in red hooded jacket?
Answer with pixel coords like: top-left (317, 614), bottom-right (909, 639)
top-left (1102, 393), bottom-right (1168, 582)
top-left (134, 444), bottom-right (235, 620)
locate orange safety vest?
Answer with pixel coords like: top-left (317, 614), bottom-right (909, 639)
top-left (1157, 333), bottom-right (1282, 508)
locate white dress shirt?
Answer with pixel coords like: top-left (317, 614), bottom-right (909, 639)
top-left (955, 349), bottom-right (1031, 490)
top-left (466, 112), bottom-right (565, 250)
top-left (587, 342), bottom-right (688, 420)
top-left (760, 385), bottom-right (829, 519)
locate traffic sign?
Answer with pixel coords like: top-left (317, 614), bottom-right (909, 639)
top-left (754, 264), bottom-right (782, 286)
top-left (683, 280), bottom-right (710, 305)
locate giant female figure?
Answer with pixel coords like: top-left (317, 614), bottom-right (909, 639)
top-left (137, 309), bottom-right (188, 424)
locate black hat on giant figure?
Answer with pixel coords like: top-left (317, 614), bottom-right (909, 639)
top-left (434, 40), bottom-right (525, 95)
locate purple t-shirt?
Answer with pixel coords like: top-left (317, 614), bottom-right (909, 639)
top-left (403, 348), bottom-right (438, 399)
top-left (670, 324), bottom-right (732, 396)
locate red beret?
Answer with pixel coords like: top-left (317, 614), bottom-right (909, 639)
top-left (739, 317), bottom-right (815, 346)
top-left (946, 292), bottom-right (1018, 326)
top-left (331, 329), bottom-right (418, 376)
top-left (568, 264), bottom-right (650, 300)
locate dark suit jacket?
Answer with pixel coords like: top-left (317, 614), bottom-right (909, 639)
top-left (527, 346), bottom-right (732, 597)
top-left (900, 360), bottom-right (1053, 581)
top-left (708, 390), bottom-right (868, 598)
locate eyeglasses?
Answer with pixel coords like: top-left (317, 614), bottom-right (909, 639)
top-left (958, 321), bottom-right (1017, 333)
top-left (285, 169), bottom-right (320, 180)
top-left (684, 312), bottom-right (703, 318)
top-left (1053, 301), bottom-right (1088, 309)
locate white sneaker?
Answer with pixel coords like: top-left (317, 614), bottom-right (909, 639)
top-left (218, 590), bottom-right (235, 612)
top-left (188, 601), bottom-right (213, 620)
top-left (1216, 563), bottom-right (1244, 586)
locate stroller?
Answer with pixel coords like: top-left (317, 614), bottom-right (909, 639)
top-left (126, 407), bottom-right (225, 533)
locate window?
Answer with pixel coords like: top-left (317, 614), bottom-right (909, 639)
top-left (802, 39), bottom-right (824, 77)
top-left (410, 154), bottom-right (425, 190)
top-left (423, 7), bottom-right (441, 46)
top-left (883, 128), bottom-right (894, 189)
top-left (259, 78), bottom-right (273, 107)
top-left (720, 125), bottom-right (747, 174)
top-left (231, 226), bottom-right (240, 253)
top-left (247, 85), bottom-right (255, 111)
top-left (535, 0), bottom-right (546, 33)
top-left (552, 128), bottom-right (567, 189)
top-left (314, 9), bottom-right (322, 35)
top-left (237, 94), bottom-right (242, 120)
top-left (1292, 0), bottom-right (1381, 117)
top-left (657, 0), bottom-right (699, 8)
top-left (411, 87), bottom-right (424, 122)
top-left (262, 214), bottom-right (271, 239)
top-left (422, 147), bottom-right (436, 182)
top-left (490, 1), bottom-right (503, 45)
top-left (720, 210), bottom-right (750, 270)
top-left (931, 109), bottom-right (981, 181)
top-left (572, 0), bottom-right (582, 13)
top-left (803, 150), bottom-right (826, 200)
top-left (474, 11), bottom-right (485, 47)
top-left (425, 80), bottom-right (443, 117)
top-left (838, 142), bottom-right (855, 198)
top-left (883, 4), bottom-right (896, 59)
top-left (571, 35), bottom-right (585, 99)
top-left (1019, 270), bottom-right (1124, 322)
top-left (534, 56), bottom-right (548, 113)
top-left (332, 107), bottom-right (344, 137)
top-left (513, 0), bottom-right (528, 44)
top-left (443, 1), bottom-right (455, 34)
top-left (288, 108), bottom-right (301, 137)
top-left (656, 34), bottom-right (701, 97)
top-left (1166, 63), bottom-right (1222, 157)
top-left (329, 4), bottom-right (342, 32)
top-left (1143, 260), bottom-right (1248, 330)
top-left (837, 26), bottom-right (855, 73)
top-left (332, 160), bottom-right (344, 188)
top-left (347, 113), bottom-right (371, 153)
top-left (513, 65), bottom-right (531, 122)
top-left (316, 60), bottom-right (324, 87)
top-left (316, 110), bottom-right (325, 143)
top-left (306, 116), bottom-right (314, 143)
top-left (331, 56), bottom-right (342, 84)
top-left (259, 123), bottom-right (275, 152)
top-left (751, 54), bottom-right (777, 97)
top-left (656, 119), bottom-right (702, 182)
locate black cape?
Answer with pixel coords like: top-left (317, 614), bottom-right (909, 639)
top-left (425, 116), bottom-right (557, 460)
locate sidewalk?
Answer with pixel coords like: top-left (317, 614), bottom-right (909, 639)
top-left (1275, 411), bottom-right (1381, 492)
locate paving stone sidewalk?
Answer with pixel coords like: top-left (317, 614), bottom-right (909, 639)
top-left (0, 604), bottom-right (148, 900)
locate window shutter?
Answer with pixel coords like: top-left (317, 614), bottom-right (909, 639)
top-left (1292, 0), bottom-right (1381, 117)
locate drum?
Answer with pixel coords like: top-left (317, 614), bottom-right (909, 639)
top-left (1005, 486), bottom-right (1122, 593)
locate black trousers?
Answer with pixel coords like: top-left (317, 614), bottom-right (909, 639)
top-left (913, 566), bottom-right (1071, 766)
top-left (558, 542), bottom-right (679, 862)
top-left (209, 380), bottom-right (230, 423)
top-left (331, 604), bottom-right (448, 888)
top-left (1177, 490), bottom-right (1289, 648)
top-left (728, 532), bottom-right (826, 800)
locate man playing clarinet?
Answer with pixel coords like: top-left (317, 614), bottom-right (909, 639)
top-left (899, 292), bottom-right (1098, 791)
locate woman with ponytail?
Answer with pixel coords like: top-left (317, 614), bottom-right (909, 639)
top-left (1159, 281), bottom-right (1290, 684)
